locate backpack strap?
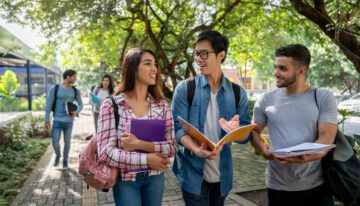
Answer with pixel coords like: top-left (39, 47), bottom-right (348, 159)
top-left (52, 84), bottom-right (60, 114)
top-left (186, 77), bottom-right (240, 109)
top-left (72, 86), bottom-right (77, 101)
top-left (108, 96), bottom-right (119, 131)
top-left (314, 88), bottom-right (319, 110)
top-left (94, 87), bottom-right (100, 96)
top-left (187, 78), bottom-right (196, 107)
top-left (232, 83), bottom-right (241, 109)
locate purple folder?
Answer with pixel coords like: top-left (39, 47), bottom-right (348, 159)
top-left (127, 119), bottom-right (166, 173)
top-left (130, 119), bottom-right (166, 142)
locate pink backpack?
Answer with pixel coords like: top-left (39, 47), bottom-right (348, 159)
top-left (79, 135), bottom-right (118, 189)
top-left (79, 96), bottom-right (119, 190)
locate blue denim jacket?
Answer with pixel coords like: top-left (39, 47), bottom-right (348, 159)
top-left (171, 74), bottom-right (251, 197)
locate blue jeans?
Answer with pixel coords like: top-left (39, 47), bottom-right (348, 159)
top-left (51, 121), bottom-right (73, 162)
top-left (182, 180), bottom-right (226, 206)
top-left (112, 172), bottom-right (164, 206)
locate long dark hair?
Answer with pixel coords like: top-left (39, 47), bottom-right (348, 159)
top-left (116, 48), bottom-right (163, 101)
top-left (98, 74), bottom-right (114, 95)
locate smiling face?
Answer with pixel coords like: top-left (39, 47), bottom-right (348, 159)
top-left (274, 56), bottom-right (303, 88)
top-left (194, 40), bottom-right (225, 76)
top-left (135, 52), bottom-right (158, 86)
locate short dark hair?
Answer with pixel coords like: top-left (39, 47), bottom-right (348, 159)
top-left (275, 44), bottom-right (311, 69)
top-left (195, 30), bottom-right (229, 63)
top-left (63, 69), bottom-right (76, 80)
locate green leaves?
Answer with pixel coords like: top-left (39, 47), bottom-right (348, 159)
top-left (0, 70), bottom-right (20, 96)
top-left (1, 0), bottom-right (359, 96)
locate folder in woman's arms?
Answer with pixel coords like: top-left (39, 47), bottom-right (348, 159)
top-left (268, 142), bottom-right (336, 157)
top-left (127, 119), bottom-right (166, 174)
top-left (178, 116), bottom-right (256, 151)
top-left (130, 119), bottom-right (166, 143)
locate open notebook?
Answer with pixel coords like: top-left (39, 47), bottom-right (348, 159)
top-left (268, 142), bottom-right (336, 157)
top-left (178, 116), bottom-right (256, 151)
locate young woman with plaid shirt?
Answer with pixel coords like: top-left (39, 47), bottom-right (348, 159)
top-left (97, 48), bottom-right (177, 206)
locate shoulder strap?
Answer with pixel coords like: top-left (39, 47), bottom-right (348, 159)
top-left (187, 78), bottom-right (241, 109)
top-left (231, 83), bottom-right (241, 109)
top-left (52, 84), bottom-right (60, 113)
top-left (72, 86), bottom-right (77, 101)
top-left (94, 87), bottom-right (100, 95)
top-left (187, 78), bottom-right (196, 107)
top-left (109, 96), bottom-right (119, 131)
top-left (314, 88), bottom-right (319, 110)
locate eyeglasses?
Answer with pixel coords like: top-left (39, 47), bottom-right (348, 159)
top-left (193, 51), bottom-right (216, 60)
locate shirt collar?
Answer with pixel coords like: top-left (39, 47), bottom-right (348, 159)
top-left (199, 73), bottom-right (232, 91)
top-left (115, 92), bottom-right (155, 104)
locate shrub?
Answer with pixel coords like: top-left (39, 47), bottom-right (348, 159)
top-left (0, 70), bottom-right (20, 96)
top-left (32, 96), bottom-right (46, 111)
top-left (0, 140), bottom-right (48, 205)
top-left (249, 99), bottom-right (255, 117)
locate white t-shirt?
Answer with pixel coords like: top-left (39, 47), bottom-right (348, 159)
top-left (203, 91), bottom-right (221, 183)
top-left (91, 88), bottom-right (110, 113)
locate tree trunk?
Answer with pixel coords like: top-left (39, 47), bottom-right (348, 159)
top-left (289, 0), bottom-right (360, 73)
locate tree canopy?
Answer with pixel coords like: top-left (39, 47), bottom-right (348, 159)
top-left (1, 0), bottom-right (359, 95)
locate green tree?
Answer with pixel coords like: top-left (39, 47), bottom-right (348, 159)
top-left (1, 0), bottom-right (359, 98)
top-left (289, 0), bottom-right (360, 73)
top-left (309, 41), bottom-right (360, 94)
top-left (0, 70), bottom-right (20, 96)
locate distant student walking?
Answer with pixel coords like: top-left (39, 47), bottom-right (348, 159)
top-left (45, 69), bottom-right (83, 170)
top-left (89, 74), bottom-right (114, 132)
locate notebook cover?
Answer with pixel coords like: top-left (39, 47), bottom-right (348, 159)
top-left (127, 119), bottom-right (166, 173)
top-left (65, 102), bottom-right (78, 114)
top-left (91, 93), bottom-right (101, 105)
top-left (130, 119), bottom-right (166, 142)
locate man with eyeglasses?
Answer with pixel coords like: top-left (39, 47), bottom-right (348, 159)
top-left (171, 30), bottom-right (251, 206)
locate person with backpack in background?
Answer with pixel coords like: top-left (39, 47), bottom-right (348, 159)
top-left (45, 69), bottom-right (83, 170)
top-left (171, 30), bottom-right (251, 206)
top-left (251, 44), bottom-right (337, 206)
top-left (97, 48), bottom-right (177, 206)
top-left (89, 74), bottom-right (114, 132)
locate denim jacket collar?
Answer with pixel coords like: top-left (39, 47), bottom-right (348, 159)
top-left (199, 73), bottom-right (233, 92)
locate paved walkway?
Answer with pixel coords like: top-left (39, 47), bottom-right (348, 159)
top-left (12, 102), bottom-right (267, 206)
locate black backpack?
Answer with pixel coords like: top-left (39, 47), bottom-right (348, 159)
top-left (187, 77), bottom-right (241, 108)
top-left (314, 89), bottom-right (360, 205)
top-left (51, 84), bottom-right (78, 114)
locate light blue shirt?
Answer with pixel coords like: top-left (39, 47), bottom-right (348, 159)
top-left (45, 84), bottom-right (83, 123)
top-left (171, 74), bottom-right (251, 196)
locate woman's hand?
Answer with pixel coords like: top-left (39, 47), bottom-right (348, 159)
top-left (147, 153), bottom-right (168, 171)
top-left (121, 132), bottom-right (140, 151)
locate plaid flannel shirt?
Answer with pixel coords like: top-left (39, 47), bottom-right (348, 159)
top-left (97, 93), bottom-right (176, 181)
